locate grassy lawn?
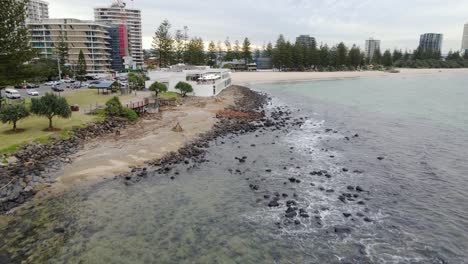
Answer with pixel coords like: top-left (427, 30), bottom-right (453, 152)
top-left (65, 90), bottom-right (136, 107)
top-left (0, 90), bottom-right (135, 155)
top-left (158, 91), bottom-right (179, 100)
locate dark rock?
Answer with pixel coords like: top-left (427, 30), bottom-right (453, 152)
top-left (285, 211), bottom-right (297, 218)
top-left (347, 186), bottom-right (355, 191)
top-left (363, 217), bottom-right (373, 222)
top-left (377, 157), bottom-right (385, 160)
top-left (53, 227), bottom-right (65, 233)
top-left (356, 186), bottom-right (365, 192)
top-left (334, 226), bottom-right (352, 234)
top-left (342, 168), bottom-right (349, 172)
top-left (343, 213), bottom-right (352, 218)
top-left (268, 200), bottom-right (280, 207)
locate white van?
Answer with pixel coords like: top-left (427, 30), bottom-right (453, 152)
top-left (5, 89), bottom-right (21, 99)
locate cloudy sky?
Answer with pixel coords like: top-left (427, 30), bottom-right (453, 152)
top-left (47, 0), bottom-right (468, 53)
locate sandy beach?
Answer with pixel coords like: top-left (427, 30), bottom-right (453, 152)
top-left (231, 68), bottom-right (468, 84)
top-left (38, 88), bottom-right (241, 195)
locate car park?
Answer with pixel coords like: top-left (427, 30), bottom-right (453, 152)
top-left (26, 89), bottom-right (39, 96)
top-left (51, 86), bottom-right (64, 92)
top-left (14, 83), bottom-right (39, 89)
top-left (64, 78), bottom-right (75, 83)
top-left (5, 89), bottom-right (21, 99)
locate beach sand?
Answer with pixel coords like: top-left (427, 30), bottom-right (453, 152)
top-left (41, 88), bottom-right (242, 194)
top-left (231, 68), bottom-right (468, 84)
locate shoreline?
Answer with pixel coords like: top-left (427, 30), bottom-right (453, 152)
top-left (231, 68), bottom-right (468, 85)
top-left (0, 85), bottom-right (266, 216)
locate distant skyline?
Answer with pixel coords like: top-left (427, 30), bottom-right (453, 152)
top-left (46, 0), bottom-right (468, 53)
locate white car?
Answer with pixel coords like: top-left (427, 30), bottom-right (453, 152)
top-left (64, 78), bottom-right (75, 83)
top-left (5, 89), bottom-right (21, 99)
top-left (27, 89), bottom-right (39, 96)
top-left (44, 81), bottom-right (63, 86)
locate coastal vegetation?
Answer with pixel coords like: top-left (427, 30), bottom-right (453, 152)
top-left (175, 82), bottom-right (193, 97)
top-left (148, 81), bottom-right (168, 97)
top-left (104, 97), bottom-right (138, 121)
top-left (30, 93), bottom-right (72, 130)
top-left (0, 103), bottom-right (29, 132)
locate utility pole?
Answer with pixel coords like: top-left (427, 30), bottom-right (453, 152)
top-left (57, 58), bottom-right (62, 81)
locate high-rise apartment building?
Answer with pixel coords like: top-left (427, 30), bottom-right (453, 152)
top-left (94, 0), bottom-right (143, 68)
top-left (365, 38), bottom-right (381, 61)
top-left (295, 35), bottom-right (316, 48)
top-left (28, 18), bottom-right (112, 73)
top-left (461, 24), bottom-right (468, 54)
top-left (24, 0), bottom-right (49, 23)
top-left (107, 24), bottom-right (130, 72)
top-left (419, 33), bottom-right (443, 52)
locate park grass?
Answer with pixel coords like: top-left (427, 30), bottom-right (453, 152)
top-left (0, 90), bottom-right (131, 155)
top-left (65, 90), bottom-right (136, 108)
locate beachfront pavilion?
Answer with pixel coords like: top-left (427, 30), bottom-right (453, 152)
top-left (146, 66), bottom-right (232, 97)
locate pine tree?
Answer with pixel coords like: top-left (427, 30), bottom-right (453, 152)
top-left (76, 50), bottom-right (87, 85)
top-left (56, 32), bottom-right (69, 76)
top-left (348, 45), bottom-right (361, 68)
top-left (233, 40), bottom-right (241, 60)
top-left (319, 45), bottom-right (330, 68)
top-left (186, 38), bottom-right (205, 65)
top-left (174, 29), bottom-right (185, 64)
top-left (224, 37), bottom-right (234, 61)
top-left (152, 20), bottom-right (174, 67)
top-left (208, 41), bottom-right (217, 66)
top-left (336, 42), bottom-right (348, 69)
top-left (0, 0), bottom-right (35, 107)
top-left (242, 38), bottom-right (252, 65)
top-left (264, 42), bottom-right (273, 58)
top-left (382, 50), bottom-right (393, 67)
top-left (372, 48), bottom-right (382, 65)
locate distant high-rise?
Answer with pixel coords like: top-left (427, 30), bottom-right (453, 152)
top-left (461, 24), bottom-right (468, 54)
top-left (94, 0), bottom-right (143, 68)
top-left (24, 0), bottom-right (49, 23)
top-left (419, 33), bottom-right (443, 52)
top-left (365, 38), bottom-right (381, 60)
top-left (295, 35), bottom-right (316, 48)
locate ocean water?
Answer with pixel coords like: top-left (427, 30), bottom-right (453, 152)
top-left (1, 74), bottom-right (467, 264)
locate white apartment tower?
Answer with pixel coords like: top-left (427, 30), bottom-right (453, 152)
top-left (462, 23), bottom-right (468, 54)
top-left (28, 18), bottom-right (112, 73)
top-left (25, 0), bottom-right (49, 23)
top-left (94, 0), bottom-right (143, 68)
top-left (365, 38), bottom-right (381, 61)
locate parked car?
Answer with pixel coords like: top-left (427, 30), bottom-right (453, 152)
top-left (51, 85), bottom-right (64, 92)
top-left (5, 89), bottom-right (21, 99)
top-left (14, 83), bottom-right (39, 89)
top-left (27, 89), bottom-right (40, 96)
top-left (45, 81), bottom-right (60, 86)
top-left (69, 82), bottom-right (87, 89)
top-left (64, 78), bottom-right (75, 83)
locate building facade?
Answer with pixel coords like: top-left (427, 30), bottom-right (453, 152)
top-left (461, 24), bottom-right (468, 54)
top-left (94, 0), bottom-right (143, 68)
top-left (365, 38), bottom-right (381, 61)
top-left (25, 0), bottom-right (49, 23)
top-left (146, 66), bottom-right (232, 97)
top-left (28, 18), bottom-right (112, 73)
top-left (295, 35), bottom-right (316, 48)
top-left (107, 24), bottom-right (130, 72)
top-left (419, 33), bottom-right (443, 52)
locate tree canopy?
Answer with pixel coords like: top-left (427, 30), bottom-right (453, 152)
top-left (31, 93), bottom-right (72, 129)
top-left (0, 103), bottom-right (29, 131)
top-left (175, 82), bottom-right (193, 97)
top-left (149, 81), bottom-right (168, 97)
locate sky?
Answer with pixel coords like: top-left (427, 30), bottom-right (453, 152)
top-left (46, 0), bottom-right (468, 54)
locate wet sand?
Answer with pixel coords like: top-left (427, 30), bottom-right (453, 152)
top-left (231, 68), bottom-right (468, 84)
top-left (43, 89), bottom-right (239, 194)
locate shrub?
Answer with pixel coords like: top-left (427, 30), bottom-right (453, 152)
top-left (149, 81), bottom-right (168, 97)
top-left (175, 81), bottom-right (193, 97)
top-left (105, 96), bottom-right (125, 116)
top-left (123, 108), bottom-right (138, 121)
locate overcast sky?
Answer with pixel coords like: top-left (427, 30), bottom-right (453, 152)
top-left (47, 0), bottom-right (468, 53)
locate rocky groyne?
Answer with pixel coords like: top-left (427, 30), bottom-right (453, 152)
top-left (0, 118), bottom-right (129, 213)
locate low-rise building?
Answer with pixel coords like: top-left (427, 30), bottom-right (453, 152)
top-left (146, 65), bottom-right (232, 97)
top-left (28, 18), bottom-right (112, 73)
